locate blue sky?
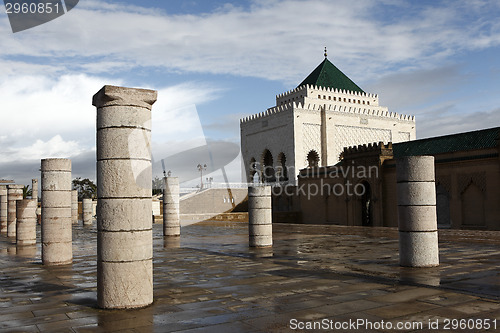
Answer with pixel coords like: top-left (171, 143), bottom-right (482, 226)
top-left (1, 0), bottom-right (499, 186)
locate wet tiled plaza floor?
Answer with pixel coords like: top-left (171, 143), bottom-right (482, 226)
top-left (1, 221), bottom-right (499, 332)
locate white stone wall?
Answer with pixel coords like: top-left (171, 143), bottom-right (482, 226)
top-left (240, 105), bottom-right (295, 182)
top-left (241, 85), bottom-right (416, 183)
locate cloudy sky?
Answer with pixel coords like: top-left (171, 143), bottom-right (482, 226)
top-left (1, 0), bottom-right (500, 187)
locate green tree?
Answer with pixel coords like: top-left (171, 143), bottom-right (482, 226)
top-left (152, 176), bottom-right (163, 196)
top-left (22, 185), bottom-right (32, 199)
top-left (72, 177), bottom-right (97, 200)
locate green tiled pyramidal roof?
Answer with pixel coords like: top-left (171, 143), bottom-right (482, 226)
top-left (393, 127), bottom-right (500, 157)
top-left (298, 58), bottom-right (365, 93)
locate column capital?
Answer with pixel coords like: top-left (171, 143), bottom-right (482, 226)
top-left (92, 85), bottom-right (157, 110)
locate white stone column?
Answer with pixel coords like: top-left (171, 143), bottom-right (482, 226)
top-left (94, 85), bottom-right (157, 309)
top-left (82, 198), bottom-right (93, 225)
top-left (7, 185), bottom-right (23, 238)
top-left (0, 185), bottom-right (7, 234)
top-left (396, 156), bottom-right (439, 267)
top-left (163, 177), bottom-right (180, 237)
top-left (16, 199), bottom-right (37, 246)
top-left (71, 190), bottom-right (78, 224)
top-left (248, 186), bottom-right (272, 247)
top-left (41, 158), bottom-right (72, 265)
top-left (32, 178), bottom-right (38, 202)
top-left (32, 179), bottom-right (39, 222)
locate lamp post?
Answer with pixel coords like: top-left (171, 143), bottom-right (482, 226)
top-left (197, 164), bottom-right (207, 189)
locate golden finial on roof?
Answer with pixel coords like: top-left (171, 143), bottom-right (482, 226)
top-left (324, 46), bottom-right (327, 58)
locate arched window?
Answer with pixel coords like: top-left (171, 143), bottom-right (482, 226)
top-left (306, 150), bottom-right (319, 168)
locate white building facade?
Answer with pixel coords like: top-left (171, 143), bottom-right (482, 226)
top-left (240, 57), bottom-right (416, 184)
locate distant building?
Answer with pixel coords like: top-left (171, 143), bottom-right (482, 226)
top-left (296, 127), bottom-right (500, 230)
top-left (240, 52), bottom-right (416, 184)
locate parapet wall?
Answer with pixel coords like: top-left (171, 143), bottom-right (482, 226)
top-left (240, 101), bottom-right (415, 124)
top-left (276, 84), bottom-right (379, 106)
top-left (240, 103), bottom-right (294, 124)
top-left (341, 141), bottom-right (395, 162)
top-left (343, 142), bottom-right (394, 155)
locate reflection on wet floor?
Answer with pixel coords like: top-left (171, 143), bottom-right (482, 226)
top-left (0, 221), bottom-right (499, 332)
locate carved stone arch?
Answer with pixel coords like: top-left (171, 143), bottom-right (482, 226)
top-left (306, 150), bottom-right (319, 168)
top-left (261, 149), bottom-right (275, 183)
top-left (276, 152), bottom-right (288, 182)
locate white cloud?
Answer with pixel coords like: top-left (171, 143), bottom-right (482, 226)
top-left (0, 73), bottom-right (109, 143)
top-left (0, 71), bottom-right (224, 182)
top-left (2, 0), bottom-right (500, 84)
top-left (1, 135), bottom-right (84, 163)
top-left (366, 65), bottom-right (464, 111)
top-left (417, 108), bottom-right (499, 139)
top-left (2, 0), bottom-right (500, 183)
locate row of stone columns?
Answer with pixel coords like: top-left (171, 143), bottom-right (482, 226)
top-left (1, 176), bottom-right (93, 249)
top-left (1, 84), bottom-right (441, 313)
top-left (162, 179), bottom-right (275, 247)
top-left (1, 183), bottom-right (38, 243)
top-left (89, 85), bottom-right (435, 311)
top-left (88, 80), bottom-right (273, 310)
top-left (161, 178), bottom-right (275, 249)
top-left (7, 185), bottom-right (24, 238)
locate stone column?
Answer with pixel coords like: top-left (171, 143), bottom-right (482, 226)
top-left (82, 198), bottom-right (93, 225)
top-left (248, 186), bottom-right (272, 247)
top-left (93, 85), bottom-right (157, 309)
top-left (41, 158), bottom-right (72, 265)
top-left (32, 178), bottom-right (38, 202)
top-left (16, 199), bottom-right (37, 246)
top-left (163, 177), bottom-right (180, 237)
top-left (0, 185), bottom-right (7, 234)
top-left (71, 190), bottom-right (78, 224)
top-left (396, 156), bottom-right (439, 267)
top-left (32, 179), bottom-right (39, 223)
top-left (7, 185), bottom-right (24, 238)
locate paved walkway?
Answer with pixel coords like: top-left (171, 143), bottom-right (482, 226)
top-left (0, 222), bottom-right (499, 332)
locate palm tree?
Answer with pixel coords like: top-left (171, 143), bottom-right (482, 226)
top-left (22, 185), bottom-right (32, 199)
